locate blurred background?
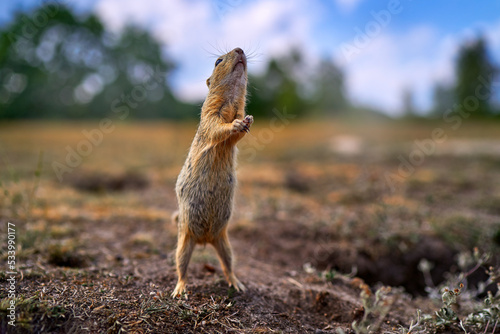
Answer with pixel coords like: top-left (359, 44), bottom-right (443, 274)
top-left (1, 0), bottom-right (499, 119)
top-left (1, 1), bottom-right (500, 332)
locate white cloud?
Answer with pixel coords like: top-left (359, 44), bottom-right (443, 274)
top-left (484, 20), bottom-right (500, 61)
top-left (337, 25), bottom-right (462, 115)
top-left (339, 20), bottom-right (500, 115)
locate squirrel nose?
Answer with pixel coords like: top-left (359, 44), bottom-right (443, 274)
top-left (234, 47), bottom-right (244, 55)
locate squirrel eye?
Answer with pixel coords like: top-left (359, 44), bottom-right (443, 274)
top-left (215, 58), bottom-right (223, 67)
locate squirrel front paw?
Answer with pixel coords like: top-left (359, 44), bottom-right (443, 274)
top-left (243, 115), bottom-right (254, 130)
top-left (231, 115), bottom-right (254, 134)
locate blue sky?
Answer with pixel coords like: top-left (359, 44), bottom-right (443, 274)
top-left (2, 0), bottom-right (500, 115)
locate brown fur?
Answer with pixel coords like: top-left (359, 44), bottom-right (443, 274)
top-left (171, 48), bottom-right (253, 298)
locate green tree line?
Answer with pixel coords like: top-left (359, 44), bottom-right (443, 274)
top-left (0, 4), bottom-right (195, 119)
top-left (429, 36), bottom-right (499, 118)
top-left (0, 4), bottom-right (498, 120)
top-left (0, 4), bottom-right (349, 120)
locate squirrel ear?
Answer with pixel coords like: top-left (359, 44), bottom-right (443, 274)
top-left (206, 78), bottom-right (211, 87)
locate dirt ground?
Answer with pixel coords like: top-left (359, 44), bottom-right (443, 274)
top-left (0, 120), bottom-right (499, 333)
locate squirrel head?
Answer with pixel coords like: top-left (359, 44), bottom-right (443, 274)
top-left (206, 47), bottom-right (247, 101)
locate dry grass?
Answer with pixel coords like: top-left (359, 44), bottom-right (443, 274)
top-left (0, 120), bottom-right (499, 333)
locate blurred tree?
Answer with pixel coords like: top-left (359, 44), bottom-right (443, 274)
top-left (454, 36), bottom-right (498, 117)
top-left (0, 4), bottom-right (194, 119)
top-left (431, 83), bottom-right (454, 115)
top-left (246, 73), bottom-right (270, 118)
top-left (246, 50), bottom-right (348, 118)
top-left (246, 49), bottom-right (311, 118)
top-left (401, 87), bottom-right (416, 117)
top-left (311, 58), bottom-right (347, 115)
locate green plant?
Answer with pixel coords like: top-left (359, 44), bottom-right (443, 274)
top-left (465, 264), bottom-right (500, 333)
top-left (434, 284), bottom-right (463, 327)
top-left (392, 310), bottom-right (431, 334)
top-left (352, 286), bottom-right (396, 334)
top-left (393, 249), bottom-right (500, 334)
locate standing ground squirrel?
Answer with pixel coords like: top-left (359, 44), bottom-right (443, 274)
top-left (171, 47), bottom-right (253, 298)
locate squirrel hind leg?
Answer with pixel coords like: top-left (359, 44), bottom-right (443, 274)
top-left (171, 232), bottom-right (195, 298)
top-left (212, 230), bottom-right (246, 292)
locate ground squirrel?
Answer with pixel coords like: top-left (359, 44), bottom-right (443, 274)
top-left (171, 47), bottom-right (253, 298)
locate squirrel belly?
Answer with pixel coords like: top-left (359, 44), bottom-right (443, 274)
top-left (175, 139), bottom-right (237, 243)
